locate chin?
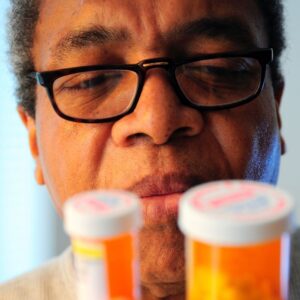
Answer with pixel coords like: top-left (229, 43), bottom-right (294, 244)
top-left (141, 283), bottom-right (185, 299)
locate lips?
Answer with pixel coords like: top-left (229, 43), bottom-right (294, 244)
top-left (127, 173), bottom-right (204, 225)
top-left (128, 172), bottom-right (203, 197)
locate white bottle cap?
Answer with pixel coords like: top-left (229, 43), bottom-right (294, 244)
top-left (178, 180), bottom-right (295, 246)
top-left (64, 190), bottom-right (142, 238)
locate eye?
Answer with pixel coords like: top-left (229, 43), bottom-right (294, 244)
top-left (189, 57), bottom-right (255, 78)
top-left (179, 57), bottom-right (259, 89)
top-left (57, 71), bottom-right (123, 93)
top-left (175, 56), bottom-right (262, 106)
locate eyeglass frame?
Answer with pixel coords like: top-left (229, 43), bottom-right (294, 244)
top-left (29, 48), bottom-right (273, 124)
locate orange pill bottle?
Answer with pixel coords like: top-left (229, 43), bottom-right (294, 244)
top-left (63, 190), bottom-right (142, 300)
top-left (178, 180), bottom-right (295, 300)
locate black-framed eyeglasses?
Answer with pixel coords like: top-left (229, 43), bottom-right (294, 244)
top-left (29, 48), bottom-right (273, 123)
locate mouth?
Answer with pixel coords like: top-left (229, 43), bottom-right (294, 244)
top-left (127, 173), bottom-right (203, 225)
top-left (140, 192), bottom-right (183, 225)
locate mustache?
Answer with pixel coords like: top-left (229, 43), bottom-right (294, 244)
top-left (126, 172), bottom-right (216, 197)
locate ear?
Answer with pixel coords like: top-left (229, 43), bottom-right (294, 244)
top-left (273, 80), bottom-right (286, 155)
top-left (17, 105), bottom-right (45, 185)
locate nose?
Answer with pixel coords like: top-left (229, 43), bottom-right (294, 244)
top-left (111, 68), bottom-right (204, 146)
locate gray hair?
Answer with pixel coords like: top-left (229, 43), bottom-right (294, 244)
top-left (8, 0), bottom-right (40, 117)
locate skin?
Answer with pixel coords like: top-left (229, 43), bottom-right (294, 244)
top-left (19, 0), bottom-right (285, 299)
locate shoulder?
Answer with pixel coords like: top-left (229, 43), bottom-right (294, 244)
top-left (290, 227), bottom-right (300, 300)
top-left (0, 248), bottom-right (75, 300)
top-left (291, 227), bottom-right (300, 267)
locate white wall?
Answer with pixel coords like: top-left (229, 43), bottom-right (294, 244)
top-left (0, 1), bottom-right (69, 283)
top-left (0, 0), bottom-right (299, 283)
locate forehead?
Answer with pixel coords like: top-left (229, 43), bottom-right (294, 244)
top-left (34, 0), bottom-right (266, 69)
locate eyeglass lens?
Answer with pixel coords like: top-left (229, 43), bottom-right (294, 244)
top-left (53, 69), bottom-right (139, 120)
top-left (176, 57), bottom-right (261, 107)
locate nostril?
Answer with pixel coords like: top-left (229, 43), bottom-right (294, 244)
top-left (126, 132), bottom-right (152, 145)
top-left (175, 127), bottom-right (189, 135)
top-left (172, 127), bottom-right (198, 139)
top-left (133, 127), bottom-right (198, 145)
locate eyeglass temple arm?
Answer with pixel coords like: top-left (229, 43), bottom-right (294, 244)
top-left (28, 72), bottom-right (45, 86)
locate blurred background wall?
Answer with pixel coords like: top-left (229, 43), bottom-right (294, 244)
top-left (0, 0), bottom-right (299, 283)
top-left (0, 0), bottom-right (70, 283)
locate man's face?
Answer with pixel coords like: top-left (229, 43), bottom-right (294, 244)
top-left (22, 0), bottom-right (284, 298)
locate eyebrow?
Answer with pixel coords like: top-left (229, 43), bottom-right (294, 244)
top-left (53, 16), bottom-right (257, 60)
top-left (170, 17), bottom-right (257, 48)
top-left (54, 25), bottom-right (130, 59)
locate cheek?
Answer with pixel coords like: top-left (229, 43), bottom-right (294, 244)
top-left (35, 91), bottom-right (112, 209)
top-left (208, 113), bottom-right (254, 178)
top-left (243, 90), bottom-right (281, 183)
top-left (210, 88), bottom-right (280, 182)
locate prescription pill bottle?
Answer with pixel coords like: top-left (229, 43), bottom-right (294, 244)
top-left (63, 190), bottom-right (142, 300)
top-left (178, 180), bottom-right (295, 300)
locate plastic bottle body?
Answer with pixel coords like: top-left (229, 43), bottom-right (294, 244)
top-left (186, 234), bottom-right (291, 300)
top-left (63, 190), bottom-right (142, 300)
top-left (178, 181), bottom-right (295, 300)
top-left (72, 231), bottom-right (139, 300)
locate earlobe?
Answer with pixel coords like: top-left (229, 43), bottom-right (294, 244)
top-left (35, 167), bottom-right (45, 185)
top-left (17, 105), bottom-right (45, 185)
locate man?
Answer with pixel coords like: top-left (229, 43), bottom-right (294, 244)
top-left (1, 0), bottom-right (299, 299)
